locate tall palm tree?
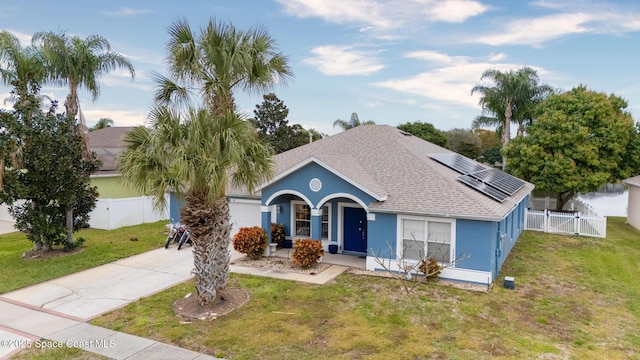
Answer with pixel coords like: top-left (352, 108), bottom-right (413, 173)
top-left (332, 112), bottom-right (375, 131)
top-left (32, 31), bottom-right (135, 119)
top-left (0, 31), bottom-right (46, 113)
top-left (471, 66), bottom-right (552, 169)
top-left (154, 18), bottom-right (293, 116)
top-left (32, 31), bottom-right (134, 245)
top-left (119, 106), bottom-right (272, 306)
top-left (122, 18), bottom-right (291, 306)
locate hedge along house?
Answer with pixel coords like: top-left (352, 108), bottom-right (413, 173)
top-left (256, 125), bottom-right (534, 285)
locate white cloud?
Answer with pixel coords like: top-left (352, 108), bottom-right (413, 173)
top-left (374, 52), bottom-right (541, 109)
top-left (476, 13), bottom-right (593, 46)
top-left (475, 1), bottom-right (640, 46)
top-left (303, 45), bottom-right (385, 76)
top-left (102, 7), bottom-right (151, 17)
top-left (429, 0), bottom-right (490, 23)
top-left (405, 50), bottom-right (469, 65)
top-left (276, 0), bottom-right (488, 37)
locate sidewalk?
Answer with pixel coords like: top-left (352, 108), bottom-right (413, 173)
top-left (0, 244), bottom-right (357, 359)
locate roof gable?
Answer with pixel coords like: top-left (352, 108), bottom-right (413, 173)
top-left (258, 156), bottom-right (387, 202)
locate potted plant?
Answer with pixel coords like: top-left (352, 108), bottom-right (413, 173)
top-left (271, 223), bottom-right (286, 248)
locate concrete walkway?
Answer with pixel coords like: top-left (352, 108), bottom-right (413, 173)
top-left (0, 241), bottom-right (359, 359)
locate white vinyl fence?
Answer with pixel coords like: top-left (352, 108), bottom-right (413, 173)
top-left (88, 195), bottom-right (169, 230)
top-left (525, 209), bottom-right (606, 238)
top-left (0, 195), bottom-right (169, 230)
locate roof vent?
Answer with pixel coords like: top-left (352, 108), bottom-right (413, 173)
top-left (398, 130), bottom-right (412, 136)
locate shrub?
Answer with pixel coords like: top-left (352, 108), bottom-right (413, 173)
top-left (418, 257), bottom-right (442, 281)
top-left (292, 239), bottom-right (324, 269)
top-left (233, 226), bottom-right (268, 260)
top-left (271, 223), bottom-right (286, 247)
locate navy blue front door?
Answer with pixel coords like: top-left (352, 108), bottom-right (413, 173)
top-left (343, 207), bottom-right (367, 254)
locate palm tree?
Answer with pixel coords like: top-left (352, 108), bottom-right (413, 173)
top-left (154, 18), bottom-right (293, 116)
top-left (0, 31), bottom-right (47, 112)
top-left (332, 112), bottom-right (375, 131)
top-left (119, 106), bottom-right (272, 306)
top-left (471, 66), bottom-right (552, 169)
top-left (32, 31), bottom-right (134, 245)
top-left (90, 117), bottom-right (114, 131)
top-left (31, 31), bottom-right (135, 119)
top-left (121, 18), bottom-right (291, 306)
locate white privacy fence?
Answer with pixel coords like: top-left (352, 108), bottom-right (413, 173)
top-left (0, 195), bottom-right (169, 230)
top-left (525, 209), bottom-right (606, 238)
top-left (88, 195), bottom-right (170, 230)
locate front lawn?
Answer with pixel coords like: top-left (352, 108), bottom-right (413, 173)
top-left (84, 217), bottom-right (640, 359)
top-left (0, 221), bottom-right (168, 294)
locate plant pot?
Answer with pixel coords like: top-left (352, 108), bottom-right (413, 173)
top-left (328, 244), bottom-right (338, 254)
top-left (283, 239), bottom-right (293, 248)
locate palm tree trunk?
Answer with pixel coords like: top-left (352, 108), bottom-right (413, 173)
top-left (64, 87), bottom-right (78, 117)
top-left (180, 195), bottom-right (231, 306)
top-left (502, 100), bottom-right (513, 170)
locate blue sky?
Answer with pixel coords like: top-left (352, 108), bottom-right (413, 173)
top-left (2, 0), bottom-right (640, 135)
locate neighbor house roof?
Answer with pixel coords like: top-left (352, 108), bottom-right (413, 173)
top-left (623, 175), bottom-right (640, 187)
top-left (241, 125), bottom-right (534, 221)
top-left (86, 127), bottom-right (136, 175)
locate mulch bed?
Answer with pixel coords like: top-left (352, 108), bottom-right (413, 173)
top-left (173, 287), bottom-right (251, 321)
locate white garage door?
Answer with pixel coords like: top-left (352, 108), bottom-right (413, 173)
top-left (229, 198), bottom-right (262, 238)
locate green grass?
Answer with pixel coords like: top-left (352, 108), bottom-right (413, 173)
top-left (87, 217), bottom-right (640, 359)
top-left (0, 221), bottom-right (168, 294)
top-left (8, 217), bottom-right (640, 359)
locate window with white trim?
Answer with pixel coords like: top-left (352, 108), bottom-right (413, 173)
top-left (398, 216), bottom-right (454, 264)
top-left (292, 201), bottom-right (311, 237)
top-left (291, 201), bottom-right (331, 239)
top-left (321, 204), bottom-right (331, 240)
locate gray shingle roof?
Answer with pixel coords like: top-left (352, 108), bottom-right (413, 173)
top-left (86, 127), bottom-right (136, 173)
top-left (250, 125), bottom-right (534, 221)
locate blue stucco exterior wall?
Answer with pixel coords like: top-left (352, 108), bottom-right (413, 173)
top-left (455, 219), bottom-right (495, 273)
top-left (367, 212), bottom-right (397, 258)
top-left (261, 162), bottom-right (377, 209)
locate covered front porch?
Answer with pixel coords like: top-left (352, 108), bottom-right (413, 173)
top-left (261, 192), bottom-right (370, 256)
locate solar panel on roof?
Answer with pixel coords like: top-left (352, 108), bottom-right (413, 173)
top-left (457, 175), bottom-right (508, 203)
top-left (430, 153), bottom-right (486, 175)
top-left (469, 168), bottom-right (525, 195)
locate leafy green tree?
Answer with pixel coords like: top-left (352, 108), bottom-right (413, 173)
top-left (90, 117), bottom-right (114, 131)
top-left (471, 67), bottom-right (553, 168)
top-left (0, 81), bottom-right (99, 250)
top-left (121, 18), bottom-right (291, 306)
top-left (397, 121), bottom-right (447, 147)
top-left (445, 128), bottom-right (481, 160)
top-left (333, 112), bottom-right (375, 131)
top-left (251, 93), bottom-right (321, 153)
top-left (474, 129), bottom-right (502, 165)
top-left (504, 86), bottom-right (640, 210)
